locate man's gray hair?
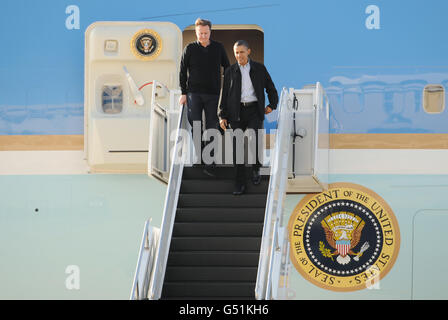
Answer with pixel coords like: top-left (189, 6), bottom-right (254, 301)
top-left (234, 40), bottom-right (250, 49)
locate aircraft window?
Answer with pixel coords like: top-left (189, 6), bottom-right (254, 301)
top-left (101, 85), bottom-right (123, 114)
top-left (423, 84), bottom-right (445, 114)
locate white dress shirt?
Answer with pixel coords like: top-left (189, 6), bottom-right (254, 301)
top-left (238, 61), bottom-right (258, 103)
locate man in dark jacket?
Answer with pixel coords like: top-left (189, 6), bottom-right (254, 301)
top-left (179, 18), bottom-right (230, 172)
top-left (219, 40), bottom-right (278, 195)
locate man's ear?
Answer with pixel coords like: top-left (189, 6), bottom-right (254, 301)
top-left (247, 48), bottom-right (251, 56)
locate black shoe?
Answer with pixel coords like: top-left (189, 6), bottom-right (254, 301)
top-left (251, 168), bottom-right (261, 185)
top-left (233, 184), bottom-right (246, 195)
top-left (202, 164), bottom-right (216, 177)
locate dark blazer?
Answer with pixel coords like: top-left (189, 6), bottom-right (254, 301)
top-left (219, 60), bottom-right (278, 122)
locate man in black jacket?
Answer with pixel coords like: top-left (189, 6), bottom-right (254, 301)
top-left (179, 18), bottom-right (230, 172)
top-left (219, 40), bottom-right (278, 195)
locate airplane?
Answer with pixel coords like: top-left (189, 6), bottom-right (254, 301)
top-left (0, 0), bottom-right (447, 300)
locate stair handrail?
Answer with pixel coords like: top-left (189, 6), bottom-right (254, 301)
top-left (130, 220), bottom-right (159, 300)
top-left (255, 87), bottom-right (293, 299)
top-left (147, 104), bottom-right (189, 300)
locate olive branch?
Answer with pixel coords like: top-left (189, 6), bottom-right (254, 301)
top-left (319, 241), bottom-right (334, 261)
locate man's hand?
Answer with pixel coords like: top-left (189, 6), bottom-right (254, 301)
top-left (219, 119), bottom-right (228, 131)
top-left (179, 94), bottom-right (187, 106)
top-left (265, 106), bottom-right (273, 114)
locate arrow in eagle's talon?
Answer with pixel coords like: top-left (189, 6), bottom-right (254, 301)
top-left (353, 242), bottom-right (370, 261)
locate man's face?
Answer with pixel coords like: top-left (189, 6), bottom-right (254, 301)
top-left (234, 45), bottom-right (251, 65)
top-left (195, 25), bottom-right (211, 45)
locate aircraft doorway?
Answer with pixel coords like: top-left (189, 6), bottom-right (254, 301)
top-left (181, 25), bottom-right (265, 165)
top-left (182, 24), bottom-right (264, 64)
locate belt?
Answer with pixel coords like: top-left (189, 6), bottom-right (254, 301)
top-left (240, 101), bottom-right (258, 107)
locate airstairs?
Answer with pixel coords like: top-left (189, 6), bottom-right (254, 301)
top-left (161, 165), bottom-right (268, 299)
top-left (130, 83), bottom-right (330, 300)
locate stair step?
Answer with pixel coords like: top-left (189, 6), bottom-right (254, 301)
top-left (182, 165), bottom-right (269, 180)
top-left (175, 207), bottom-right (265, 223)
top-left (172, 222), bottom-right (263, 237)
top-left (178, 194), bottom-right (267, 208)
top-left (170, 237), bottom-right (262, 251)
top-left (180, 179), bottom-right (269, 194)
top-left (161, 281), bottom-right (255, 298)
top-left (163, 296), bottom-right (253, 300)
top-left (166, 251), bottom-right (260, 267)
top-left (182, 166), bottom-right (237, 180)
top-left (164, 266), bottom-right (258, 281)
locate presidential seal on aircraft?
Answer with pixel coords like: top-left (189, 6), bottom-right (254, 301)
top-left (288, 183), bottom-right (400, 292)
top-left (130, 28), bottom-right (162, 61)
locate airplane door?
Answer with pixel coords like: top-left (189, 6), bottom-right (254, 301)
top-left (85, 22), bottom-right (182, 174)
top-left (149, 24), bottom-right (264, 182)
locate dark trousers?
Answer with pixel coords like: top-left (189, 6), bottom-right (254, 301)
top-left (187, 93), bottom-right (220, 164)
top-left (229, 105), bottom-right (263, 185)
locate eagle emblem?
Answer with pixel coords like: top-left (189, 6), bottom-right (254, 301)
top-left (321, 212), bottom-right (370, 265)
top-left (130, 29), bottom-right (162, 61)
top-left (288, 183), bottom-right (400, 292)
top-left (138, 36), bottom-right (155, 54)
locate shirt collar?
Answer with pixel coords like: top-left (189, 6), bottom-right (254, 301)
top-left (238, 59), bottom-right (251, 68)
top-left (196, 39), bottom-right (212, 47)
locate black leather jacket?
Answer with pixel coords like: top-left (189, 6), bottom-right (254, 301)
top-left (219, 60), bottom-right (278, 122)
